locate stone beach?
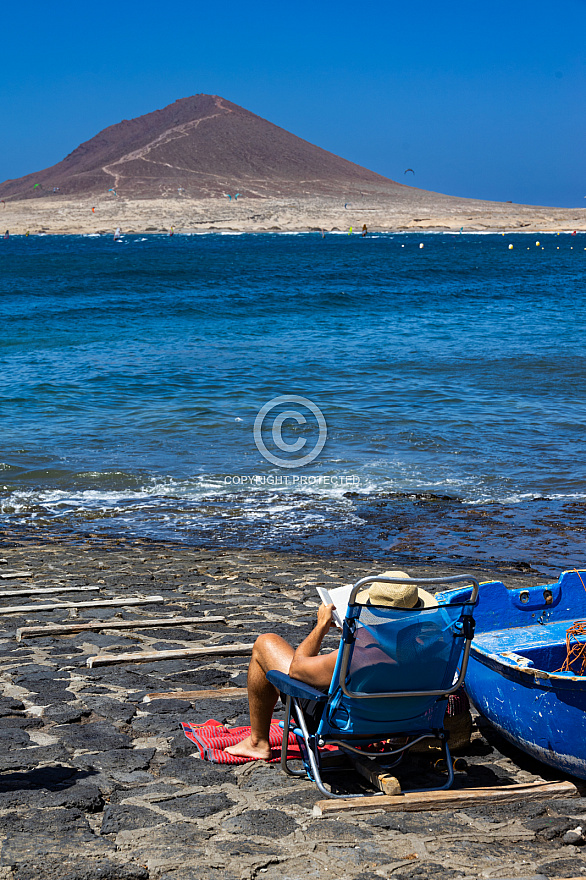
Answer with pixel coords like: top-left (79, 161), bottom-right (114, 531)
top-left (1, 533), bottom-right (586, 880)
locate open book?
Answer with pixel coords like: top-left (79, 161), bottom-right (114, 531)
top-left (316, 583), bottom-right (355, 628)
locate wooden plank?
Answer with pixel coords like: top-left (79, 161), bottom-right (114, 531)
top-left (16, 615), bottom-right (227, 641)
top-left (0, 571), bottom-right (34, 579)
top-left (1, 586), bottom-right (99, 599)
top-left (87, 642), bottom-right (254, 668)
top-left (0, 596), bottom-right (164, 615)
top-left (313, 780), bottom-right (580, 817)
top-left (143, 687), bottom-right (248, 702)
top-left (351, 758), bottom-right (401, 796)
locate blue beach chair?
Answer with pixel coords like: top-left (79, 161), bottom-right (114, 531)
top-left (267, 574), bottom-right (479, 799)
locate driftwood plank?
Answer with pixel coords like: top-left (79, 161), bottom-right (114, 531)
top-left (313, 780), bottom-right (580, 817)
top-left (1, 586), bottom-right (99, 599)
top-left (143, 687), bottom-right (248, 703)
top-left (16, 615), bottom-right (227, 641)
top-left (0, 571), bottom-right (34, 579)
top-left (351, 758), bottom-right (401, 796)
top-left (87, 642), bottom-right (254, 668)
top-left (0, 596), bottom-right (164, 615)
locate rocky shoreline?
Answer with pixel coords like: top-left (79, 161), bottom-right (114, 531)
top-left (1, 533), bottom-right (586, 880)
top-left (2, 193), bottom-right (586, 236)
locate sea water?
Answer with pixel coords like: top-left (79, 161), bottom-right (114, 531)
top-left (1, 232), bottom-right (585, 574)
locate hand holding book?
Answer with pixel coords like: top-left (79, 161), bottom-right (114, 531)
top-left (315, 583), bottom-right (353, 628)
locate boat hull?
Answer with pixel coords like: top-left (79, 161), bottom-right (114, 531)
top-left (466, 650), bottom-right (586, 779)
top-left (439, 570), bottom-right (586, 780)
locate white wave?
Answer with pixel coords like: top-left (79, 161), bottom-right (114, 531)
top-left (2, 466), bottom-right (585, 521)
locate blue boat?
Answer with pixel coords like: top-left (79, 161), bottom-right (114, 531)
top-left (441, 570), bottom-right (586, 779)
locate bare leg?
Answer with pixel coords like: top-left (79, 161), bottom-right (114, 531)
top-left (225, 633), bottom-right (294, 759)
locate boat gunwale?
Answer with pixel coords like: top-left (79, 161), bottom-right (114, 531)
top-left (470, 641), bottom-right (586, 689)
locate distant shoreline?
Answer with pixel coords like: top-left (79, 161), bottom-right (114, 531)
top-left (3, 229), bottom-right (586, 237)
top-left (2, 194), bottom-right (585, 236)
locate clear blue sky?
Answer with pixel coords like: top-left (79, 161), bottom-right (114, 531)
top-left (2, 0), bottom-right (585, 207)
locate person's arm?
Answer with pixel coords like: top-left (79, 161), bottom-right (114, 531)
top-left (288, 603), bottom-right (339, 688)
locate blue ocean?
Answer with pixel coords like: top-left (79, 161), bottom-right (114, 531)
top-left (1, 232), bottom-right (585, 574)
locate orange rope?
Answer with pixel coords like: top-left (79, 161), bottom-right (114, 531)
top-left (558, 571), bottom-right (586, 675)
top-left (560, 620), bottom-right (586, 675)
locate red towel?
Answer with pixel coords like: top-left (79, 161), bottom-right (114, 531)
top-left (181, 719), bottom-right (304, 765)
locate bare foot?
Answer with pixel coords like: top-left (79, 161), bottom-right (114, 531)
top-left (224, 735), bottom-right (272, 760)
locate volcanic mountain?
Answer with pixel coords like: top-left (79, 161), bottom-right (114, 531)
top-left (0, 94), bottom-right (403, 201)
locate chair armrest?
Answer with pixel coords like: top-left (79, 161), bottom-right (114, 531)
top-left (266, 670), bottom-right (328, 702)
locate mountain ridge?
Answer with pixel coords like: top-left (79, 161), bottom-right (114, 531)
top-left (0, 94), bottom-right (403, 201)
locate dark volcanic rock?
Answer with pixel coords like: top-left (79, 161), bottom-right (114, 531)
top-left (524, 815), bottom-right (575, 839)
top-left (73, 748), bottom-right (155, 774)
top-left (152, 791), bottom-right (235, 818)
top-left (141, 699), bottom-right (193, 714)
top-left (19, 686), bottom-right (76, 703)
top-left (393, 864), bottom-right (460, 879)
top-left (305, 819), bottom-right (373, 841)
top-left (0, 744), bottom-right (71, 771)
top-left (0, 782), bottom-right (103, 812)
top-left (91, 670), bottom-right (167, 692)
top-left (158, 870), bottom-right (238, 880)
top-left (134, 627), bottom-right (208, 640)
top-left (158, 757), bottom-right (236, 786)
top-left (269, 787), bottom-right (319, 808)
top-left (167, 668), bottom-right (232, 687)
top-left (0, 715), bottom-right (43, 729)
top-left (108, 782), bottom-right (182, 804)
top-left (130, 714), bottom-right (183, 735)
top-left (0, 763), bottom-right (78, 792)
top-left (0, 728), bottom-right (31, 748)
top-left (238, 762), bottom-right (299, 792)
top-left (49, 782), bottom-right (104, 813)
top-left (116, 819), bottom-right (211, 850)
top-left (44, 702), bottom-right (90, 724)
top-left (166, 732), bottom-right (199, 757)
top-left (13, 860), bottom-right (148, 880)
top-left (182, 698), bottom-right (249, 726)
top-left (223, 808), bottom-right (298, 838)
top-left (14, 665), bottom-right (69, 679)
top-left (228, 672), bottom-right (248, 687)
top-left (83, 697), bottom-right (137, 724)
top-left (101, 803), bottom-right (164, 833)
top-left (539, 857), bottom-right (586, 876)
top-left (1, 807), bottom-right (108, 861)
top-left (0, 697), bottom-right (25, 715)
top-left (55, 721), bottom-right (132, 751)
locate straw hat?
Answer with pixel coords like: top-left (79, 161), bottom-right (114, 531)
top-left (356, 570), bottom-right (437, 609)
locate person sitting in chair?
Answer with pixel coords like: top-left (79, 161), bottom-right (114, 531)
top-left (225, 571), bottom-right (436, 761)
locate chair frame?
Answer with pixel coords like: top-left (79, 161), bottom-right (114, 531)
top-left (267, 573), bottom-right (479, 799)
